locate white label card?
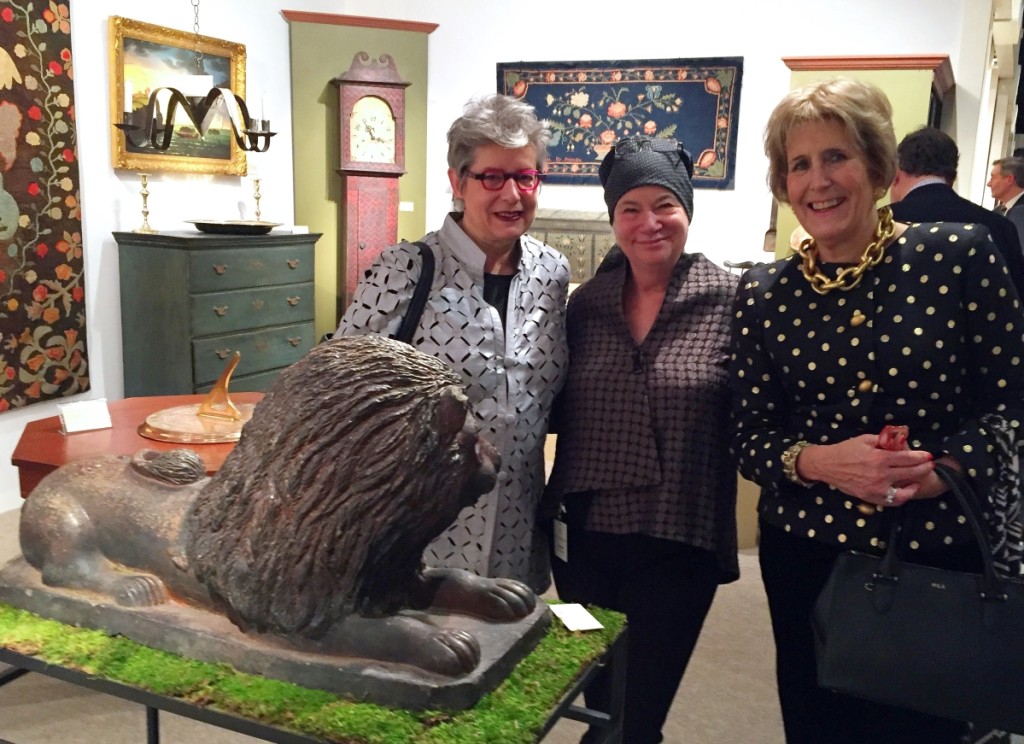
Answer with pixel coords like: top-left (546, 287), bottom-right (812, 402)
top-left (550, 603), bottom-right (604, 632)
top-left (553, 517), bottom-right (568, 562)
top-left (57, 398), bottom-right (113, 434)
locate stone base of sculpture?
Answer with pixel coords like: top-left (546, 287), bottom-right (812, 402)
top-left (0, 556), bottom-right (551, 710)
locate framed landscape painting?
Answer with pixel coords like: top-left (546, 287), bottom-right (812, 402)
top-left (498, 57), bottom-right (743, 188)
top-left (109, 16), bottom-right (247, 175)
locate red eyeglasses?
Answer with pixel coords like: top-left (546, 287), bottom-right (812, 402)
top-left (466, 169), bottom-right (543, 192)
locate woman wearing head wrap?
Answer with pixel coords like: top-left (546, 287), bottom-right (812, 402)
top-left (337, 94), bottom-right (568, 593)
top-left (544, 134), bottom-right (739, 744)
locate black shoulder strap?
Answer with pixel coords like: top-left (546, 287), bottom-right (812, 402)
top-left (392, 241), bottom-right (434, 344)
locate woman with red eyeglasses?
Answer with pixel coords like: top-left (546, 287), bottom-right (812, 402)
top-left (337, 94), bottom-right (568, 594)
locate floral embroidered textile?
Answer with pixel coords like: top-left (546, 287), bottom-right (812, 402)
top-left (0, 0), bottom-right (87, 412)
top-left (498, 57), bottom-right (742, 188)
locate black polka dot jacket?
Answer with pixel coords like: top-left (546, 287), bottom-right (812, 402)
top-left (730, 221), bottom-right (1024, 554)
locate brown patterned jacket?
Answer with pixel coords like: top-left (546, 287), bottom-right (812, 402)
top-left (547, 252), bottom-right (739, 582)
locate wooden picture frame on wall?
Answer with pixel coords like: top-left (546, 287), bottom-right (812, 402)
top-left (109, 16), bottom-right (247, 175)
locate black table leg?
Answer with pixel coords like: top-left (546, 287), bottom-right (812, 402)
top-left (0, 665), bottom-right (28, 688)
top-left (545, 628), bottom-right (627, 743)
top-left (147, 705), bottom-right (160, 744)
top-left (601, 631), bottom-right (626, 744)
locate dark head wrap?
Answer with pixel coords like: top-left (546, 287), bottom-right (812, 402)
top-left (598, 135), bottom-right (694, 223)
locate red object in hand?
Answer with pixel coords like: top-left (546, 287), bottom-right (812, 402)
top-left (877, 425), bottom-right (909, 451)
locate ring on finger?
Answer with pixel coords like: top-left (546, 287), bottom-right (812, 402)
top-left (884, 485), bottom-right (897, 506)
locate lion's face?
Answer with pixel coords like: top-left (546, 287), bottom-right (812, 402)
top-left (456, 414), bottom-right (500, 504)
top-left (435, 386), bottom-right (501, 508)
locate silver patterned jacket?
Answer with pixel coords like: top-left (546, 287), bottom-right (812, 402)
top-left (337, 213), bottom-right (569, 591)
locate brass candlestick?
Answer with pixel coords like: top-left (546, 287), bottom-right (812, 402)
top-left (252, 177), bottom-right (262, 222)
top-left (133, 172), bottom-right (157, 234)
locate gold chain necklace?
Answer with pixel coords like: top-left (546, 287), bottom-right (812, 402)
top-left (796, 206), bottom-right (895, 295)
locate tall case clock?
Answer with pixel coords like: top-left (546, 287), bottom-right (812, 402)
top-left (331, 52), bottom-right (411, 313)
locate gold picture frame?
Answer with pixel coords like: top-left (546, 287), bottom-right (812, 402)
top-left (109, 16), bottom-right (247, 175)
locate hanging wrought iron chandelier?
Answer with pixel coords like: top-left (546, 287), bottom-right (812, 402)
top-left (113, 0), bottom-right (274, 153)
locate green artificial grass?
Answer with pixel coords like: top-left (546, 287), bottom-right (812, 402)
top-left (0, 601), bottom-right (625, 744)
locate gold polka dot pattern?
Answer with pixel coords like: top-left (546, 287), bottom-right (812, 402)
top-left (729, 222), bottom-right (1024, 553)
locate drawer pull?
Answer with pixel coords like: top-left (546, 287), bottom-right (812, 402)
top-left (214, 305), bottom-right (228, 317)
top-left (287, 296), bottom-right (300, 306)
top-left (288, 336), bottom-right (302, 347)
top-left (216, 349), bottom-right (233, 360)
top-left (287, 259), bottom-right (300, 269)
top-left (213, 264), bottom-right (228, 275)
top-left (249, 260), bottom-right (264, 271)
top-left (252, 299), bottom-right (265, 310)
top-left (255, 340), bottom-right (269, 352)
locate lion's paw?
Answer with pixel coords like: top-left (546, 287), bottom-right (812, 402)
top-left (427, 569), bottom-right (538, 621)
top-left (112, 575), bottom-right (168, 607)
top-left (424, 628), bottom-right (480, 676)
top-left (478, 578), bottom-right (536, 620)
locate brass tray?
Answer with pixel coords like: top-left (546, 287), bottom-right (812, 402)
top-left (186, 219), bottom-right (283, 235)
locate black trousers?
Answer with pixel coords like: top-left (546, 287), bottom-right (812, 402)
top-left (758, 519), bottom-right (974, 744)
top-left (551, 525), bottom-right (718, 744)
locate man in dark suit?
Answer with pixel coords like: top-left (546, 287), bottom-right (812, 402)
top-left (890, 127), bottom-right (1024, 294)
top-left (988, 156), bottom-right (1024, 247)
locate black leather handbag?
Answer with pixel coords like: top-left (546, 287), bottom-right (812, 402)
top-left (812, 464), bottom-right (1024, 732)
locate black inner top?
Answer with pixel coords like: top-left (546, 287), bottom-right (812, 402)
top-left (483, 272), bottom-right (515, 329)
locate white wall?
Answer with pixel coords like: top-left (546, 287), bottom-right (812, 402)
top-left (0, 0), bottom-right (997, 512)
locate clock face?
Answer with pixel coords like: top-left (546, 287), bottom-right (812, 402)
top-left (349, 96), bottom-right (396, 164)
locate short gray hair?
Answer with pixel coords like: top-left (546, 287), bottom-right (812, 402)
top-left (447, 94), bottom-right (550, 177)
top-left (994, 157), bottom-right (1024, 188)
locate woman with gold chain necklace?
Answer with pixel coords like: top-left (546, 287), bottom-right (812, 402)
top-left (730, 77), bottom-right (1024, 743)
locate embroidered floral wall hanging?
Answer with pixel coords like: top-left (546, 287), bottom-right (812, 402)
top-left (498, 57), bottom-right (743, 188)
top-left (0, 0), bottom-right (88, 412)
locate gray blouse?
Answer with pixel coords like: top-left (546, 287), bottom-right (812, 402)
top-left (337, 214), bottom-right (569, 591)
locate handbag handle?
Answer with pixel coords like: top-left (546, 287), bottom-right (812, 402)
top-left (878, 463), bottom-right (1007, 600)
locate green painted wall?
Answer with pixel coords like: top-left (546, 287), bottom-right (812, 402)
top-left (775, 69), bottom-right (935, 258)
top-left (288, 22), bottom-right (429, 337)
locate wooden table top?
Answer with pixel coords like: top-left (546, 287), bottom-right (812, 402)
top-left (12, 394), bottom-right (264, 497)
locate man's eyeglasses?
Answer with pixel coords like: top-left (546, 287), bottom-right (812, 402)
top-left (466, 169), bottom-right (543, 192)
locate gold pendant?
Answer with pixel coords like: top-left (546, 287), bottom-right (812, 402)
top-left (851, 310), bottom-right (866, 327)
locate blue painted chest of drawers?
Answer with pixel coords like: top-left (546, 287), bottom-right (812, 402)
top-left (114, 230), bottom-right (322, 396)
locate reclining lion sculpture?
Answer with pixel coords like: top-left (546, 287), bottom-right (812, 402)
top-left (17, 335), bottom-right (536, 677)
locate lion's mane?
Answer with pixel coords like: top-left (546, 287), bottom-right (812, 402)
top-left (184, 335), bottom-right (475, 639)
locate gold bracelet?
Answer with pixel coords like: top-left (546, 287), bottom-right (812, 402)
top-left (781, 441), bottom-right (815, 487)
